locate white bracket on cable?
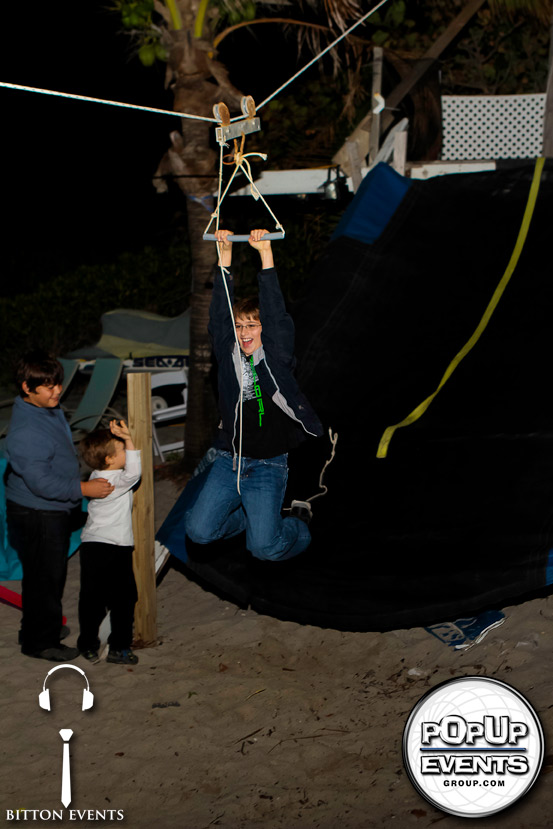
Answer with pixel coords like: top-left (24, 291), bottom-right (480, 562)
top-left (214, 96), bottom-right (261, 146)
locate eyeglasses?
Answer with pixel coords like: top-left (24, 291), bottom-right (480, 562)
top-left (235, 323), bottom-right (261, 332)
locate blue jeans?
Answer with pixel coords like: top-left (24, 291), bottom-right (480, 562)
top-left (184, 450), bottom-right (311, 561)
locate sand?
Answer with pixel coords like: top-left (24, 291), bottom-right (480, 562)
top-left (1, 476), bottom-right (552, 828)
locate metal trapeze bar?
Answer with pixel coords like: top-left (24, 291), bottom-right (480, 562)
top-left (203, 231), bottom-right (285, 242)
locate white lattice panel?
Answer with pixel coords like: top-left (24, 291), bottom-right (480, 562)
top-left (441, 94), bottom-right (545, 161)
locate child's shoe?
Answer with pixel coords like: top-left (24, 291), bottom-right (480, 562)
top-left (290, 499), bottom-right (312, 525)
top-left (80, 648), bottom-right (99, 662)
top-left (107, 648), bottom-right (139, 665)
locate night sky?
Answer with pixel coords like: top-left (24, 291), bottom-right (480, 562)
top-left (0, 1), bottom-right (181, 291)
top-left (0, 1), bottom-right (306, 295)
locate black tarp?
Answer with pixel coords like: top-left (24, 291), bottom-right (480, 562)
top-left (158, 160), bottom-right (553, 631)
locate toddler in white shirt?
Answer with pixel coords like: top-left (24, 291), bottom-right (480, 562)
top-left (78, 419), bottom-right (141, 664)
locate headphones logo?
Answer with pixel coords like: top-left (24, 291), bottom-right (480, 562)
top-left (38, 664), bottom-right (94, 808)
top-left (39, 663), bottom-right (94, 712)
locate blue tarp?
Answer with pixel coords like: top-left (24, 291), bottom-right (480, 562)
top-left (331, 162), bottom-right (412, 245)
top-left (0, 455), bottom-right (21, 580)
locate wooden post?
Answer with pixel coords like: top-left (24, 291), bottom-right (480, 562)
top-left (346, 140), bottom-right (363, 192)
top-left (393, 131), bottom-right (408, 175)
top-left (127, 372), bottom-right (157, 647)
top-left (369, 46), bottom-right (384, 164)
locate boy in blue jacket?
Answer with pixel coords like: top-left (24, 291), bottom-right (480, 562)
top-left (5, 351), bottom-right (114, 661)
top-left (185, 229), bottom-right (322, 561)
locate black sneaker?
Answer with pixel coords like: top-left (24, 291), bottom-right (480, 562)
top-left (80, 648), bottom-right (99, 662)
top-left (27, 644), bottom-right (80, 662)
top-left (106, 648), bottom-right (139, 665)
top-left (290, 499), bottom-right (313, 525)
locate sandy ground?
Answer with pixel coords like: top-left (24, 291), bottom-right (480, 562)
top-left (1, 476), bottom-right (553, 829)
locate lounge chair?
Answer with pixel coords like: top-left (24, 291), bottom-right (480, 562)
top-left (152, 387), bottom-right (187, 462)
top-left (58, 358), bottom-right (80, 394)
top-left (65, 358), bottom-right (123, 438)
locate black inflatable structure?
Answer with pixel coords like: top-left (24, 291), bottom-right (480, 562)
top-left (158, 160), bottom-right (553, 631)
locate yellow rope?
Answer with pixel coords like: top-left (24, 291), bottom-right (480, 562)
top-left (376, 156), bottom-right (546, 460)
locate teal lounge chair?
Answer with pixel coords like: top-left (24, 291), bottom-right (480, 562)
top-left (66, 358), bottom-right (123, 438)
top-left (58, 358), bottom-right (80, 394)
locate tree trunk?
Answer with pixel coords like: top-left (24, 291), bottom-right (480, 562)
top-left (169, 114), bottom-right (219, 473)
top-left (158, 24), bottom-right (242, 471)
top-left (184, 194), bottom-right (219, 471)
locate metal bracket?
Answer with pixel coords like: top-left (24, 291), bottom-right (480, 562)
top-left (215, 117), bottom-right (261, 146)
top-left (213, 96), bottom-right (261, 146)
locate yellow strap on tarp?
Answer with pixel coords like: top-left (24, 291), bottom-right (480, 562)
top-left (377, 156), bottom-right (546, 459)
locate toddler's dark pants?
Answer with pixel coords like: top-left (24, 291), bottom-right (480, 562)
top-left (77, 542), bottom-right (137, 652)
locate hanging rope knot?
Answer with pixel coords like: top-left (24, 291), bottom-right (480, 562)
top-left (222, 133), bottom-right (267, 174)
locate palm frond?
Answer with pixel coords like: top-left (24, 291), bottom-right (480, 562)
top-left (489, 0), bottom-right (553, 24)
top-left (322, 0), bottom-right (361, 31)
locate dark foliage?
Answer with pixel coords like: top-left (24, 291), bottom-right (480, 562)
top-left (0, 241), bottom-right (191, 386)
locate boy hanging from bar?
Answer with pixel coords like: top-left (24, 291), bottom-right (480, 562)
top-left (184, 229), bottom-right (323, 560)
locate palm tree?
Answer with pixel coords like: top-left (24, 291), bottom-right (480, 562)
top-left (146, 1), bottom-right (244, 471)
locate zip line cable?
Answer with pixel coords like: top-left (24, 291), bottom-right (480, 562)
top-left (0, 0), bottom-right (390, 125)
top-left (254, 0), bottom-right (391, 113)
top-left (0, 81), bottom-right (216, 122)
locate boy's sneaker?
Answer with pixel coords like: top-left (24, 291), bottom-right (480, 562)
top-left (80, 649), bottom-right (99, 662)
top-left (107, 648), bottom-right (139, 665)
top-left (290, 500), bottom-right (313, 525)
top-left (27, 644), bottom-right (80, 662)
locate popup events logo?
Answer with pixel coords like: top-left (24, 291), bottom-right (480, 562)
top-left (403, 676), bottom-right (544, 818)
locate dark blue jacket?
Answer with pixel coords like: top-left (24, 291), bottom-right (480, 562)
top-left (5, 396), bottom-right (82, 511)
top-left (209, 266), bottom-right (323, 456)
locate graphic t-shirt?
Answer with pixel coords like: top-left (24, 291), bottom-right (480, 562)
top-left (239, 353), bottom-right (302, 458)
